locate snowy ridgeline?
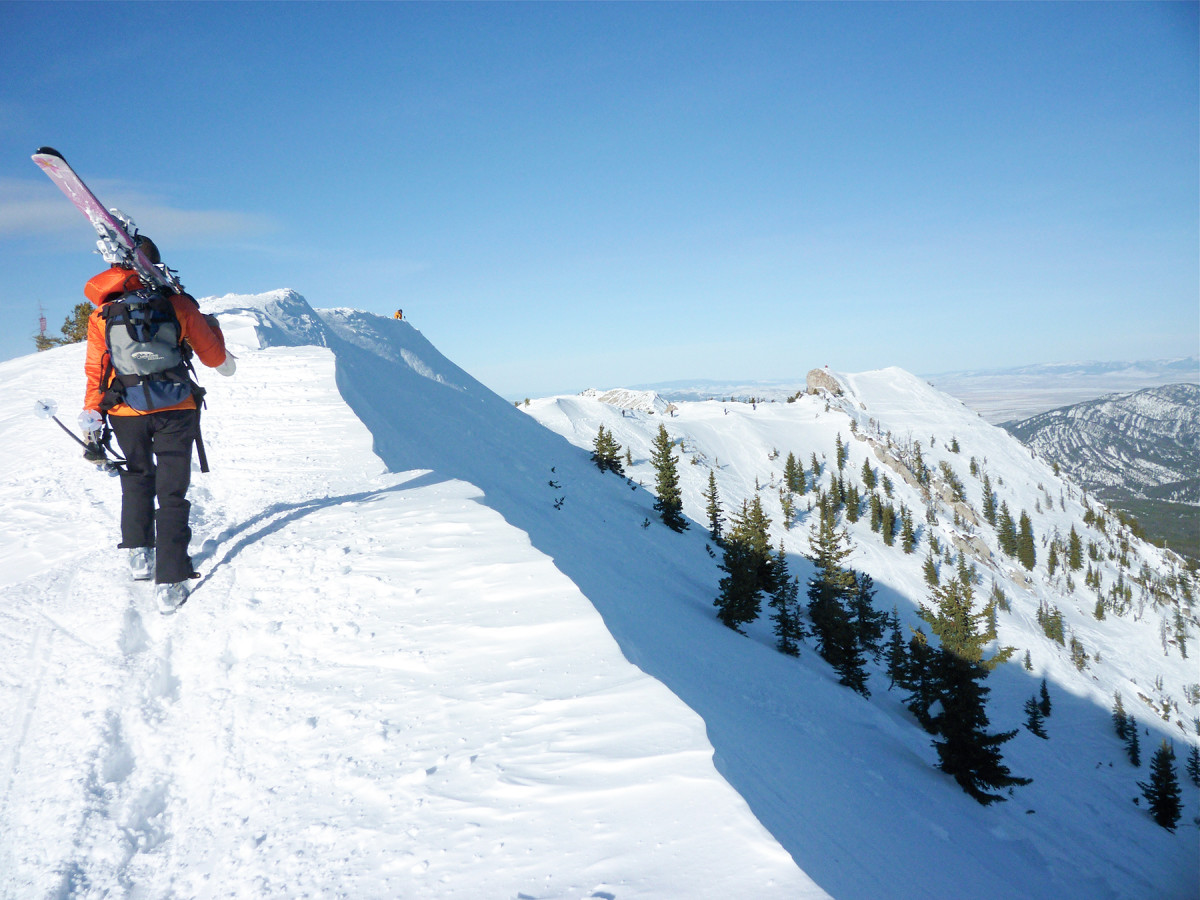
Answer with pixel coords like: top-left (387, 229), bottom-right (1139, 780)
top-left (1, 290), bottom-right (1196, 900)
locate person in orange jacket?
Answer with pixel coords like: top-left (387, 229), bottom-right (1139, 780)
top-left (79, 242), bottom-right (235, 612)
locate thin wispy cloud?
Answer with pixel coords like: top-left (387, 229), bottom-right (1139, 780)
top-left (0, 177), bottom-right (277, 244)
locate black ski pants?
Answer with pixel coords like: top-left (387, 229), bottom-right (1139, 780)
top-left (109, 408), bottom-right (199, 584)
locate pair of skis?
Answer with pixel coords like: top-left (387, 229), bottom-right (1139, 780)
top-left (31, 146), bottom-right (185, 294)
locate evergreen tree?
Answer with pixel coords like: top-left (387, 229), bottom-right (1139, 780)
top-left (704, 469), bottom-right (722, 542)
top-left (713, 497), bottom-right (774, 632)
top-left (835, 433), bottom-right (847, 470)
top-left (919, 566), bottom-right (1028, 803)
top-left (590, 425), bottom-right (625, 475)
top-left (714, 531), bottom-right (761, 632)
top-left (997, 502), bottom-right (1017, 557)
top-left (884, 607), bottom-right (909, 689)
top-left (806, 508), bottom-right (867, 695)
top-left (850, 572), bottom-right (887, 661)
top-left (869, 493), bottom-right (883, 533)
top-left (981, 473), bottom-right (997, 526)
top-left (930, 648), bottom-right (1031, 804)
top-left (903, 629), bottom-right (938, 732)
top-left (880, 502), bottom-right (896, 546)
top-left (1138, 741), bottom-right (1182, 831)
top-left (768, 544), bottom-right (806, 656)
top-left (1186, 744), bottom-right (1200, 788)
top-left (900, 507), bottom-right (917, 554)
top-left (1067, 526), bottom-right (1083, 571)
top-left (650, 424), bottom-right (687, 532)
top-left (1017, 511), bottom-right (1036, 570)
top-left (1023, 696), bottom-right (1048, 738)
top-left (861, 458), bottom-right (877, 491)
top-left (1038, 679), bottom-right (1051, 717)
top-left (922, 551), bottom-right (940, 587)
top-left (784, 452), bottom-right (804, 494)
top-left (844, 483), bottom-right (860, 523)
top-left (35, 301), bottom-right (92, 350)
top-left (1112, 692), bottom-right (1130, 741)
top-left (1126, 717), bottom-right (1141, 767)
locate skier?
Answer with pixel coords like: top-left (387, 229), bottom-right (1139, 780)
top-left (78, 238), bottom-right (235, 612)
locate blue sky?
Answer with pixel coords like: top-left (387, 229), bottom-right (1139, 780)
top-left (2, 2), bottom-right (1196, 399)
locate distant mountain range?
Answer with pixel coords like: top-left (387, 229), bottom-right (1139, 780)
top-left (926, 357), bottom-right (1199, 423)
top-left (1003, 382), bottom-right (1200, 560)
top-left (1003, 383), bottom-right (1199, 504)
top-left (633, 357), bottom-right (1200, 425)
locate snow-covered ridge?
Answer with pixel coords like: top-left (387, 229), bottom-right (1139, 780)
top-left (2, 293), bottom-right (1195, 899)
top-left (580, 387), bottom-right (673, 414)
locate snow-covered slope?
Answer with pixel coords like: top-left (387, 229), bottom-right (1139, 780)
top-left (2, 294), bottom-right (1195, 900)
top-left (0, 293), bottom-right (816, 899)
top-left (527, 367), bottom-right (1200, 900)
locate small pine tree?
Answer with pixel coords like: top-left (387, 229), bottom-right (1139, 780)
top-left (1067, 526), bottom-right (1083, 571)
top-left (901, 507), bottom-right (916, 553)
top-left (1017, 511), bottom-right (1036, 570)
top-left (1126, 716), bottom-right (1141, 767)
top-left (704, 469), bottom-right (722, 542)
top-left (35, 301), bottom-right (92, 350)
top-left (1038, 679), bottom-right (1051, 717)
top-left (903, 629), bottom-right (939, 731)
top-left (861, 458), bottom-right (877, 491)
top-left (922, 551), bottom-right (940, 587)
top-left (806, 508), bottom-right (867, 696)
top-left (884, 608), bottom-right (909, 689)
top-left (1112, 692), bottom-right (1130, 741)
top-left (590, 425), bottom-right (625, 475)
top-left (997, 502), bottom-right (1017, 557)
top-left (835, 433), bottom-right (847, 470)
top-left (650, 424), bottom-right (687, 532)
top-left (981, 473), bottom-right (997, 526)
top-left (1024, 697), bottom-right (1048, 738)
top-left (1138, 741), bottom-right (1182, 831)
top-left (850, 572), bottom-right (887, 661)
top-left (1186, 744), bottom-right (1200, 788)
top-left (784, 452), bottom-right (803, 494)
top-left (880, 503), bottom-right (896, 547)
top-left (768, 544), bottom-right (806, 656)
top-left (931, 648), bottom-right (1031, 803)
top-left (713, 497), bottom-right (774, 632)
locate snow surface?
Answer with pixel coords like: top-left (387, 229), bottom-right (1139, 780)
top-left (0, 293), bottom-right (814, 898)
top-left (1, 292), bottom-right (1196, 899)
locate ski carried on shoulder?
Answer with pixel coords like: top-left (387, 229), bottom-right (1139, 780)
top-left (31, 146), bottom-right (185, 294)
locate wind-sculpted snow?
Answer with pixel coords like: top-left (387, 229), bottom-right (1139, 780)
top-left (203, 289), bottom-right (330, 350)
top-left (0, 317), bottom-right (818, 898)
top-left (528, 366), bottom-right (1199, 900)
top-left (2, 296), bottom-right (1194, 900)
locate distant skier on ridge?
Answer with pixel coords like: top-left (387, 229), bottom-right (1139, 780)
top-left (78, 235), bottom-right (236, 612)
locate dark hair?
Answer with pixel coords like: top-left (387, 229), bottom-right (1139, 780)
top-left (135, 235), bottom-right (161, 266)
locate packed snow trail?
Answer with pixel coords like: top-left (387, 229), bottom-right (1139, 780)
top-left (0, 314), bottom-right (817, 898)
top-left (3, 292), bottom-right (1194, 900)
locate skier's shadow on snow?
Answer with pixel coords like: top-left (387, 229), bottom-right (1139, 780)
top-left (190, 470), bottom-right (445, 590)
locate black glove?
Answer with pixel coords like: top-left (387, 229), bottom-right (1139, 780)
top-left (83, 441), bottom-right (107, 463)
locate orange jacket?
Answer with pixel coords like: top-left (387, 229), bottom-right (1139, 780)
top-left (83, 267), bottom-right (229, 415)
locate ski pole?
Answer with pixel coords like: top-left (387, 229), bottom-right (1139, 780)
top-left (35, 399), bottom-right (90, 450)
top-left (34, 399), bottom-right (122, 471)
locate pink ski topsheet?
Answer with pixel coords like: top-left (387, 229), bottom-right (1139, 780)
top-left (32, 148), bottom-right (179, 291)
